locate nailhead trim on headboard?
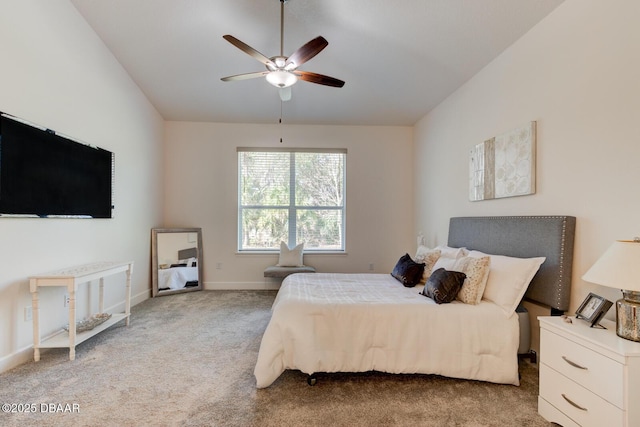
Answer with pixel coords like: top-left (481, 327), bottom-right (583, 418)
top-left (447, 216), bottom-right (576, 312)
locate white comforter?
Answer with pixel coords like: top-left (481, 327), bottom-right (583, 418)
top-left (254, 273), bottom-right (520, 388)
top-left (157, 266), bottom-right (198, 290)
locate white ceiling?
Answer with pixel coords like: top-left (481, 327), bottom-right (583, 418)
top-left (70, 0), bottom-right (563, 126)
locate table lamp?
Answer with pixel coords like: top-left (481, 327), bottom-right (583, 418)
top-left (582, 239), bottom-right (640, 342)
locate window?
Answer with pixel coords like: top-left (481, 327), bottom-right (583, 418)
top-left (238, 148), bottom-right (346, 251)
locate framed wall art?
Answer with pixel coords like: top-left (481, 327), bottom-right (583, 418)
top-left (469, 121), bottom-right (536, 201)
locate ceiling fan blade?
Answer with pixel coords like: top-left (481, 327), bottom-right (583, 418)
top-left (285, 36), bottom-right (329, 69)
top-left (279, 87), bottom-right (292, 102)
top-left (222, 35), bottom-right (273, 66)
top-left (221, 71), bottom-right (268, 82)
top-left (296, 71), bottom-right (345, 88)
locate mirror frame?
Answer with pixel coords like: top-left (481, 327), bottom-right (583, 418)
top-left (151, 227), bottom-right (203, 297)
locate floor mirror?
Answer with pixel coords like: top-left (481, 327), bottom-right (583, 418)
top-left (151, 228), bottom-right (203, 297)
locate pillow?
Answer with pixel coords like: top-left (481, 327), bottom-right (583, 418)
top-left (451, 256), bottom-right (491, 305)
top-left (413, 246), bottom-right (441, 283)
top-left (421, 268), bottom-right (467, 304)
top-left (432, 255), bottom-right (458, 272)
top-left (178, 257), bottom-right (197, 267)
top-left (435, 245), bottom-right (468, 259)
top-left (277, 242), bottom-right (304, 267)
top-left (470, 250), bottom-right (546, 315)
top-left (391, 253), bottom-right (425, 288)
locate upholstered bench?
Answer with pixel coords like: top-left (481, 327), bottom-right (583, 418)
top-left (263, 265), bottom-right (316, 279)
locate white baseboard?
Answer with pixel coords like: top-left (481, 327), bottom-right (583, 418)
top-left (131, 289), bottom-right (150, 306)
top-left (0, 345), bottom-right (35, 374)
top-left (204, 281), bottom-right (281, 291)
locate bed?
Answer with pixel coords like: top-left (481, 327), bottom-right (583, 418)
top-left (254, 216), bottom-right (576, 388)
top-left (157, 247), bottom-right (199, 291)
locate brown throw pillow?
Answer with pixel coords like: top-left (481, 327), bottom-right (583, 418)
top-left (421, 268), bottom-right (467, 304)
top-left (391, 253), bottom-right (426, 287)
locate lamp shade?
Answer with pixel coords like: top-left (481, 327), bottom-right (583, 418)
top-left (582, 240), bottom-right (640, 291)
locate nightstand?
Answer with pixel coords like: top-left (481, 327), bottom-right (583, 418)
top-left (538, 316), bottom-right (640, 427)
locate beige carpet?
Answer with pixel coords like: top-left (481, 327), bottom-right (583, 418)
top-left (0, 290), bottom-right (552, 426)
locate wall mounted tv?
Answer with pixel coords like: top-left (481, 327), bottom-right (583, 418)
top-left (0, 113), bottom-right (114, 218)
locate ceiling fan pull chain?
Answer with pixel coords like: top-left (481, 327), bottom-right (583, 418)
top-left (279, 101), bottom-right (283, 143)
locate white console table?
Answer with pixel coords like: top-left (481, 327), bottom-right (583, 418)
top-left (29, 261), bottom-right (134, 361)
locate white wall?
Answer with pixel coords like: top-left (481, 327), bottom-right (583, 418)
top-left (164, 122), bottom-right (414, 288)
top-left (0, 1), bottom-right (164, 371)
top-left (414, 0), bottom-right (640, 349)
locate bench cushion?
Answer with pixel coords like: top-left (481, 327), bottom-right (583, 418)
top-left (264, 265), bottom-right (316, 278)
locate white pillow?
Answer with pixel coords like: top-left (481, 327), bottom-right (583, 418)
top-left (414, 246), bottom-right (441, 283)
top-left (432, 256), bottom-right (457, 271)
top-left (178, 257), bottom-right (197, 267)
top-left (277, 242), bottom-right (304, 267)
top-left (470, 250), bottom-right (545, 316)
top-left (435, 245), bottom-right (468, 259)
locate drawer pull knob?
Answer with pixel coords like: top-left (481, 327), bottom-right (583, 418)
top-left (562, 356), bottom-right (588, 370)
top-left (561, 393), bottom-right (588, 411)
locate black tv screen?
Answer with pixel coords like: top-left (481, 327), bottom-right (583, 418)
top-left (0, 113), bottom-right (113, 218)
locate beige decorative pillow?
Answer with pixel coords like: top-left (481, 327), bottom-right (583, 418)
top-left (414, 246), bottom-right (441, 283)
top-left (452, 256), bottom-right (491, 305)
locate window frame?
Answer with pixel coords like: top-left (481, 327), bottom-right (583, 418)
top-left (237, 147), bottom-right (346, 253)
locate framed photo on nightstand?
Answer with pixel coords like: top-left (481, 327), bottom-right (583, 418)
top-left (576, 292), bottom-right (613, 328)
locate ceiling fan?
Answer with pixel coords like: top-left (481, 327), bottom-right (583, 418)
top-left (220, 0), bottom-right (345, 102)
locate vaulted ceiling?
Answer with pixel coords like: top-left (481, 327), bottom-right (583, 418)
top-left (71, 0), bottom-right (563, 126)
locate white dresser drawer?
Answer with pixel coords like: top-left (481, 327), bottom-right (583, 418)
top-left (540, 363), bottom-right (624, 427)
top-left (538, 396), bottom-right (580, 427)
top-left (541, 328), bottom-right (624, 408)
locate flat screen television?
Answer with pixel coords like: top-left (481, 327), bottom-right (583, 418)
top-left (0, 113), bottom-right (114, 218)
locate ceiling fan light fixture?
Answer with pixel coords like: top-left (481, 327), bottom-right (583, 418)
top-left (220, 0), bottom-right (344, 95)
top-left (266, 70), bottom-right (298, 88)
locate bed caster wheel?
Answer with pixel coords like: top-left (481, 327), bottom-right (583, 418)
top-left (307, 375), bottom-right (317, 386)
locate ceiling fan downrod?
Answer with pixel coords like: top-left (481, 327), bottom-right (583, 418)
top-left (279, 0), bottom-right (286, 57)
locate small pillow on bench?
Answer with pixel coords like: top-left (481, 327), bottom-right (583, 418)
top-left (277, 242), bottom-right (304, 267)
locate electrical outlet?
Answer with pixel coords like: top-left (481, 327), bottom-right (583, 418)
top-left (24, 306), bottom-right (32, 322)
top-left (63, 294), bottom-right (70, 307)
top-left (368, 263), bottom-right (374, 271)
top-left (216, 262), bottom-right (222, 270)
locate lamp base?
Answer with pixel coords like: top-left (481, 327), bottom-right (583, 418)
top-left (616, 291), bottom-right (640, 342)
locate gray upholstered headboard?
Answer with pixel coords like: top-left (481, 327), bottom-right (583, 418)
top-left (178, 247), bottom-right (198, 259)
top-left (447, 216), bottom-right (576, 312)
